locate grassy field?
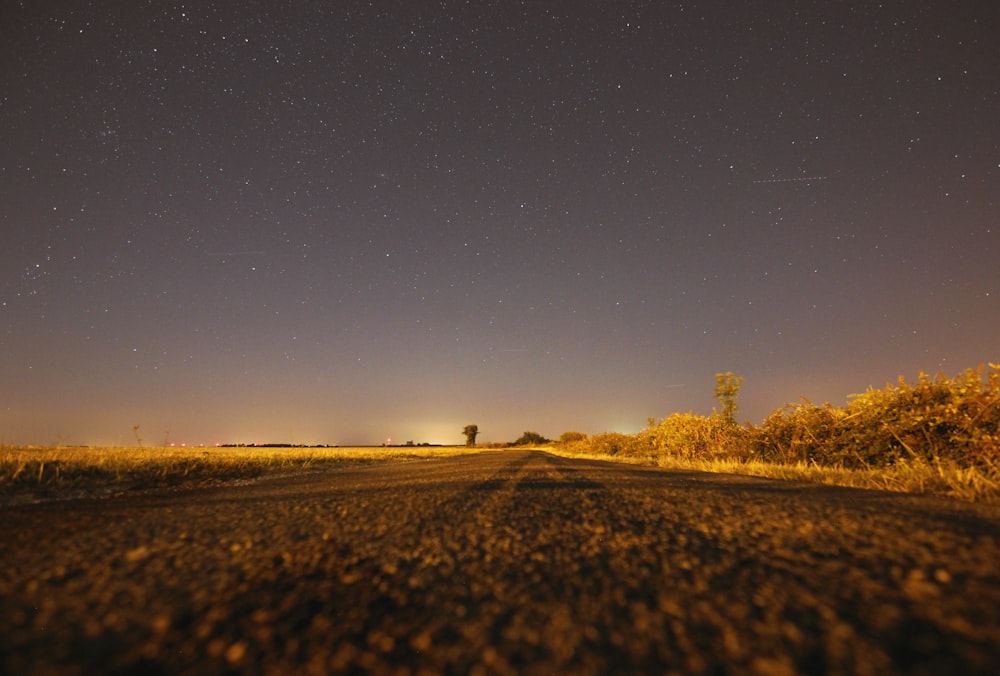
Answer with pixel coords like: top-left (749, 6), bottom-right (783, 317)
top-left (0, 445), bottom-right (479, 503)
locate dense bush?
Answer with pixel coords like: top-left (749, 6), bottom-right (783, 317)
top-left (558, 431), bottom-right (587, 444)
top-left (644, 412), bottom-right (747, 460)
top-left (749, 402), bottom-right (850, 465)
top-left (840, 366), bottom-right (998, 469)
top-left (584, 432), bottom-right (644, 457)
top-left (748, 366), bottom-right (1000, 470)
top-left (578, 365), bottom-right (1000, 473)
top-left (511, 431), bottom-right (551, 446)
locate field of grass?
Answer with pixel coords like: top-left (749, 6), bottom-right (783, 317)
top-left (0, 445), bottom-right (478, 503)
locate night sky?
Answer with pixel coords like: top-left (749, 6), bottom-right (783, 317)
top-left (3, 1), bottom-right (997, 447)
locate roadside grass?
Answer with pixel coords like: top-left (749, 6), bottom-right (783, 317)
top-left (545, 446), bottom-right (1000, 502)
top-left (0, 445), bottom-right (477, 502)
top-left (6, 441), bottom-right (997, 504)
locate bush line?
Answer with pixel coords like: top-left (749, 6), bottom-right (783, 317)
top-left (557, 365), bottom-right (1000, 502)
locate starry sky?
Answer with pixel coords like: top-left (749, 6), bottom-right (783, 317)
top-left (2, 1), bottom-right (997, 447)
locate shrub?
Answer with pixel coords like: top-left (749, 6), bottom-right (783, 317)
top-left (645, 413), bottom-right (749, 460)
top-left (748, 401), bottom-right (848, 465)
top-left (585, 432), bottom-right (643, 457)
top-left (748, 365), bottom-right (1000, 470)
top-left (565, 365), bottom-right (998, 483)
top-left (512, 431), bottom-right (550, 446)
top-left (555, 366), bottom-right (1000, 500)
top-left (838, 366), bottom-right (1000, 470)
top-left (559, 431), bottom-right (587, 444)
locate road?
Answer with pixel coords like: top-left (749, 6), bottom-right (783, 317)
top-left (2, 450), bottom-right (1000, 674)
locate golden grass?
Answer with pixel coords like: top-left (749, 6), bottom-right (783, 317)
top-left (0, 445), bottom-right (479, 501)
top-left (544, 446), bottom-right (1000, 502)
top-left (5, 443), bottom-right (997, 504)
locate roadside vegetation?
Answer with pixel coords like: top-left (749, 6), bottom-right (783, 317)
top-left (0, 445), bottom-right (477, 503)
top-left (6, 365), bottom-right (998, 503)
top-left (552, 365), bottom-right (1000, 502)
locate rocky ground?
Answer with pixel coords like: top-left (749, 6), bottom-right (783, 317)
top-left (3, 450), bottom-right (1000, 674)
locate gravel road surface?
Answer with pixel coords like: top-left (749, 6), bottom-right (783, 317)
top-left (3, 450), bottom-right (1000, 674)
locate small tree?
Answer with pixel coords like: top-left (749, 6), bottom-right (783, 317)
top-left (463, 424), bottom-right (479, 447)
top-left (714, 372), bottom-right (744, 425)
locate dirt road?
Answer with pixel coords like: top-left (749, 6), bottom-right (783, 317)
top-left (3, 450), bottom-right (1000, 674)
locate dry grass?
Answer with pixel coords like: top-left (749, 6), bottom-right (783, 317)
top-left (0, 445), bottom-right (478, 502)
top-left (6, 442), bottom-right (997, 504)
top-left (546, 445), bottom-right (1000, 502)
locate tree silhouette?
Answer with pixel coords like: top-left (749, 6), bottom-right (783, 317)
top-left (463, 424), bottom-right (479, 447)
